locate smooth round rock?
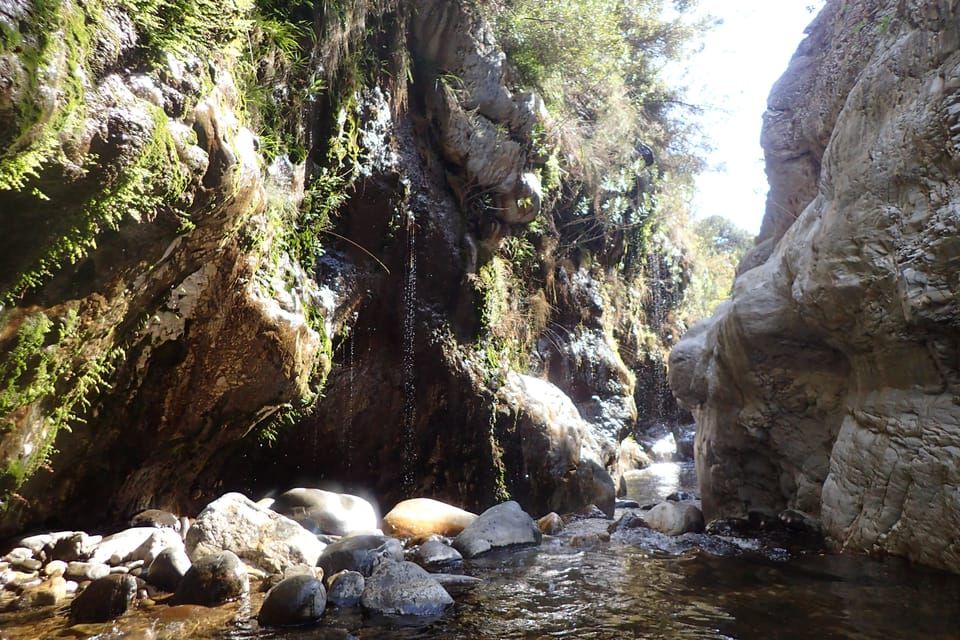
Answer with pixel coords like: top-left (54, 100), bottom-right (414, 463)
top-left (537, 512), bottom-right (564, 535)
top-left (360, 561), bottom-right (453, 616)
top-left (130, 509), bottom-right (181, 531)
top-left (257, 574), bottom-right (326, 627)
top-left (271, 488), bottom-right (378, 536)
top-left (70, 574), bottom-right (137, 622)
top-left (317, 535), bottom-right (403, 578)
top-left (326, 570), bottom-right (364, 607)
top-left (644, 502), bottom-right (704, 536)
top-left (146, 547), bottom-right (191, 592)
top-left (43, 560), bottom-right (68, 577)
top-left (383, 498), bottom-right (477, 538)
top-left (453, 501), bottom-right (541, 558)
top-left (66, 561), bottom-right (111, 582)
top-left (413, 540), bottom-right (462, 569)
top-left (172, 551), bottom-right (248, 606)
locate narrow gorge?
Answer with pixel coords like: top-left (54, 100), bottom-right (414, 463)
top-left (0, 0), bottom-right (958, 637)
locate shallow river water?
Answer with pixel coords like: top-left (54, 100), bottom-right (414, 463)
top-left (3, 462), bottom-right (960, 640)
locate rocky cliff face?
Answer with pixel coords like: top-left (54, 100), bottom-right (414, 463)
top-left (670, 0), bottom-right (960, 572)
top-left (0, 0), bottom-right (688, 534)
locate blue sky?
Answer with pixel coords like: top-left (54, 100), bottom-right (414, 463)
top-left (677, 0), bottom-right (826, 234)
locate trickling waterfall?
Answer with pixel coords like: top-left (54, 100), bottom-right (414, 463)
top-left (400, 210), bottom-right (418, 494)
top-left (341, 327), bottom-right (356, 472)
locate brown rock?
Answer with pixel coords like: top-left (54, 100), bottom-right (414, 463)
top-left (382, 498), bottom-right (477, 538)
top-left (537, 512), bottom-right (563, 535)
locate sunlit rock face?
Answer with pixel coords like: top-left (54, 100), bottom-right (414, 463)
top-left (670, 0), bottom-right (960, 572)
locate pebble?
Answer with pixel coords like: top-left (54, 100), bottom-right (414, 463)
top-left (43, 560), bottom-right (68, 577)
top-left (326, 570), bottom-right (364, 608)
top-left (66, 561), bottom-right (111, 582)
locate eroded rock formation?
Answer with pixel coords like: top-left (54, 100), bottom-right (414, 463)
top-left (670, 0), bottom-right (960, 572)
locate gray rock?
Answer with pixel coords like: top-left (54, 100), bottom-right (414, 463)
top-left (172, 550), bottom-right (249, 606)
top-left (89, 528), bottom-right (158, 565)
top-left (327, 570), bottom-right (364, 607)
top-left (453, 501), bottom-right (541, 558)
top-left (497, 373), bottom-right (617, 518)
top-left (317, 535), bottom-right (403, 578)
top-left (130, 509), bottom-right (181, 531)
top-left (644, 502), bottom-right (704, 536)
top-left (65, 561), bottom-right (111, 582)
top-left (257, 574), bottom-right (326, 627)
top-left (186, 492), bottom-right (325, 573)
top-left (668, 0), bottom-right (960, 574)
top-left (429, 572), bottom-right (482, 596)
top-left (70, 574), bottom-right (137, 622)
top-left (360, 561), bottom-right (453, 616)
top-left (271, 488), bottom-right (378, 536)
top-left (146, 547), bottom-right (191, 592)
top-left (413, 540), bottom-right (462, 569)
top-left (51, 532), bottom-right (99, 562)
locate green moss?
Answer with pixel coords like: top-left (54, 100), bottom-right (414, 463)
top-left (0, 309), bottom-right (124, 499)
top-left (3, 107), bottom-right (191, 302)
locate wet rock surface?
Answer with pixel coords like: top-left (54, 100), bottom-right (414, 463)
top-left (69, 574), bottom-right (137, 623)
top-left (171, 550), bottom-right (249, 606)
top-left (146, 547), bottom-right (192, 592)
top-left (317, 535), bottom-right (404, 578)
top-left (326, 570), bottom-right (364, 608)
top-left (257, 574), bottom-right (326, 627)
top-left (453, 501), bottom-right (542, 559)
top-left (186, 493), bottom-right (325, 573)
top-left (360, 561), bottom-right (453, 616)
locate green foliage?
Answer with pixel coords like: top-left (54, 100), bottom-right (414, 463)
top-left (3, 108), bottom-right (191, 302)
top-left (680, 215), bottom-right (752, 323)
top-left (0, 309), bottom-right (124, 498)
top-left (119, 0), bottom-right (252, 58)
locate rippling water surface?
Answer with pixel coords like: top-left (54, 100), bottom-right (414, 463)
top-left (3, 462), bottom-right (960, 640)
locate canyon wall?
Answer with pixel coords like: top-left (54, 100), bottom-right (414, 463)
top-left (0, 0), bottom-right (689, 534)
top-left (670, 0), bottom-right (960, 572)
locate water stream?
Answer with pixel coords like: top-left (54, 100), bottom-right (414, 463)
top-left (4, 460), bottom-right (959, 639)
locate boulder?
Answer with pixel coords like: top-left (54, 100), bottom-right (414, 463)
top-left (453, 501), bottom-right (541, 558)
top-left (382, 498), bottom-right (477, 538)
top-left (326, 570), bottom-right (364, 608)
top-left (70, 574), bottom-right (137, 623)
top-left (644, 502), bottom-right (704, 536)
top-left (317, 534), bottom-right (403, 578)
top-left (257, 574), bottom-right (326, 627)
top-left (413, 540), bottom-right (462, 569)
top-left (360, 561), bottom-right (453, 616)
top-left (130, 509), bottom-right (181, 531)
top-left (271, 488), bottom-right (378, 536)
top-left (186, 492), bottom-right (325, 573)
top-left (537, 512), bottom-right (564, 535)
top-left (172, 550), bottom-right (248, 606)
top-left (51, 532), bottom-right (100, 562)
top-left (65, 561), bottom-right (111, 582)
top-left (146, 547), bottom-right (191, 592)
top-left (496, 373), bottom-right (616, 517)
top-left (89, 528), bottom-right (160, 565)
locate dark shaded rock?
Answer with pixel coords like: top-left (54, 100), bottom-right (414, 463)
top-left (327, 570), bottom-right (364, 608)
top-left (146, 547), bottom-right (191, 592)
top-left (429, 572), bottom-right (482, 596)
top-left (130, 509), bottom-right (181, 531)
top-left (453, 501), bottom-right (541, 558)
top-left (614, 499), bottom-right (640, 509)
top-left (70, 574), bottom-right (137, 622)
top-left (171, 550), bottom-right (248, 606)
top-left (569, 532), bottom-right (610, 547)
top-left (607, 513), bottom-right (649, 534)
top-left (779, 509), bottom-right (822, 534)
top-left (665, 491), bottom-right (697, 502)
top-left (412, 540), bottom-right (462, 569)
top-left (317, 535), bottom-right (403, 578)
top-left (360, 561), bottom-right (453, 616)
top-left (257, 574), bottom-right (326, 627)
top-left (51, 533), bottom-right (98, 562)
